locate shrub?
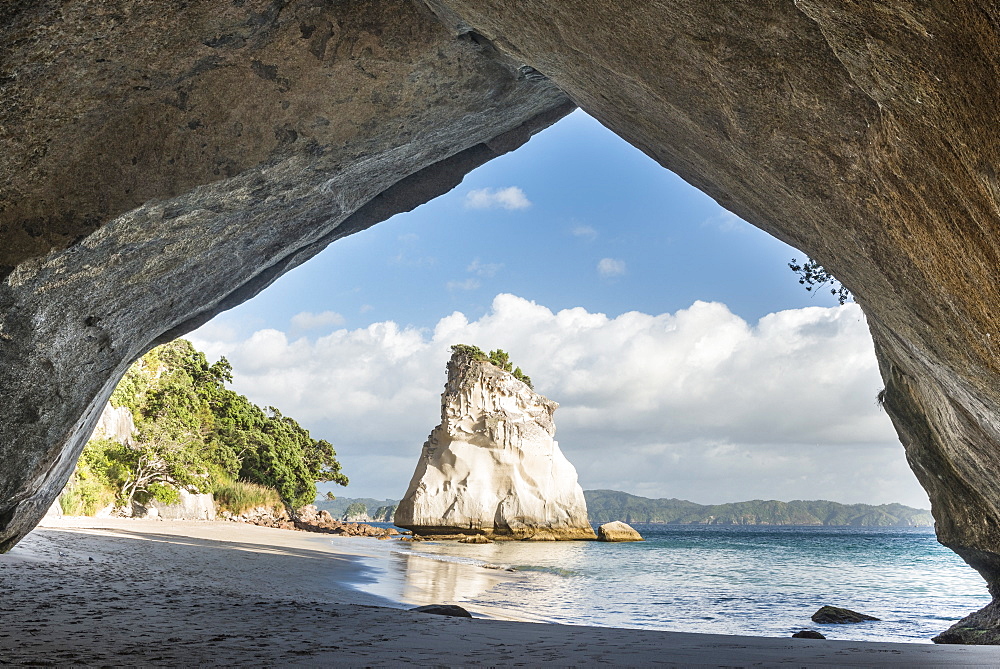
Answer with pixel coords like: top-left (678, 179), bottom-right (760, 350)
top-left (450, 343), bottom-right (487, 361)
top-left (143, 482), bottom-right (181, 506)
top-left (450, 344), bottom-right (534, 389)
top-left (59, 475), bottom-right (116, 516)
top-left (213, 480), bottom-right (283, 515)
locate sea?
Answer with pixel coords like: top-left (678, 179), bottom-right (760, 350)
top-left (342, 524), bottom-right (991, 644)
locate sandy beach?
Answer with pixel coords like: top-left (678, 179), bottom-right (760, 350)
top-left (0, 518), bottom-right (997, 666)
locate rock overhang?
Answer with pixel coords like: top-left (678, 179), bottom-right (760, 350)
top-left (3, 0), bottom-right (1000, 641)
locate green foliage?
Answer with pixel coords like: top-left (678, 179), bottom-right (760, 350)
top-left (60, 440), bottom-right (119, 515)
top-left (488, 349), bottom-right (511, 371)
top-left (146, 482), bottom-right (181, 506)
top-left (789, 257), bottom-right (852, 305)
top-left (72, 339), bottom-right (348, 513)
top-left (450, 344), bottom-right (533, 389)
top-left (213, 480), bottom-right (283, 515)
top-left (583, 490), bottom-right (933, 526)
top-left (450, 343), bottom-right (487, 361)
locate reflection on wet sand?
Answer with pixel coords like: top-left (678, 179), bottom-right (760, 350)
top-left (349, 537), bottom-right (597, 622)
top-left (393, 552), bottom-right (514, 605)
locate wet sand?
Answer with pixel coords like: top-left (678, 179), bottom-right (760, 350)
top-left (0, 517), bottom-right (997, 666)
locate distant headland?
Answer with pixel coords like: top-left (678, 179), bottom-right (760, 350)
top-left (320, 491), bottom-right (933, 527)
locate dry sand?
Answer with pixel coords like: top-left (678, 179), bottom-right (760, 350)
top-left (1, 517), bottom-right (998, 666)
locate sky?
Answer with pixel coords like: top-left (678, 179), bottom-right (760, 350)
top-left (189, 110), bottom-right (930, 509)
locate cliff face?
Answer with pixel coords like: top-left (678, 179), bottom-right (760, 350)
top-left (92, 404), bottom-right (136, 447)
top-left (395, 349), bottom-right (596, 540)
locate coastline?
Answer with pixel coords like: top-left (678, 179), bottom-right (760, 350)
top-left (0, 518), bottom-right (996, 666)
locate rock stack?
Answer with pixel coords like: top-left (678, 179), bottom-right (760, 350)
top-left (394, 346), bottom-right (596, 540)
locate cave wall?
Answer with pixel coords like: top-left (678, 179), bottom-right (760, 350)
top-left (0, 0), bottom-right (572, 550)
top-left (5, 0), bottom-right (1000, 639)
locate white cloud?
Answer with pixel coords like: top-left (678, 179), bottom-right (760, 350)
top-left (446, 278), bottom-right (481, 291)
top-left (389, 252), bottom-right (436, 268)
top-left (189, 295), bottom-right (926, 508)
top-left (705, 210), bottom-right (750, 233)
top-left (597, 257), bottom-right (626, 277)
top-left (467, 259), bottom-right (504, 278)
top-left (290, 310), bottom-right (345, 331)
top-left (572, 225), bottom-right (598, 241)
top-left (464, 186), bottom-right (531, 210)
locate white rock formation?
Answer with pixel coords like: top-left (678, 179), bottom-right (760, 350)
top-left (147, 489), bottom-right (216, 521)
top-left (395, 347), bottom-right (596, 540)
top-left (92, 403), bottom-right (136, 445)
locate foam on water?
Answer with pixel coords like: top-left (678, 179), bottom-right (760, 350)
top-left (346, 524), bottom-right (991, 643)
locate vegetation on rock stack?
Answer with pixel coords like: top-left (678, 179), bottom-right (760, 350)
top-left (450, 343), bottom-right (532, 388)
top-left (343, 501), bottom-right (369, 519)
top-left (61, 340), bottom-right (347, 515)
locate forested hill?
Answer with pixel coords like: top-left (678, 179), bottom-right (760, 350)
top-left (62, 339), bottom-right (347, 515)
top-left (584, 490), bottom-right (934, 526)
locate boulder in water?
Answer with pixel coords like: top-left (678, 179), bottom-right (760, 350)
top-left (596, 521), bottom-right (644, 542)
top-left (811, 606), bottom-right (880, 624)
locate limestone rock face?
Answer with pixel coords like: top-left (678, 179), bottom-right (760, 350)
top-left (0, 0), bottom-right (571, 551)
top-left (596, 522), bottom-right (643, 543)
top-left (395, 349), bottom-right (596, 540)
top-left (92, 404), bottom-right (136, 446)
top-left (147, 489), bottom-right (216, 521)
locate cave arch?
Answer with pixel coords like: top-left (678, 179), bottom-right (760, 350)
top-left (4, 0), bottom-right (1000, 641)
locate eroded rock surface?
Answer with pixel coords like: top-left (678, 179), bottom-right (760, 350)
top-left (394, 347), bottom-right (596, 540)
top-left (0, 0), bottom-right (571, 551)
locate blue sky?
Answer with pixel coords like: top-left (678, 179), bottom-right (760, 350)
top-left (192, 110), bottom-right (927, 508)
top-left (211, 110), bottom-right (840, 336)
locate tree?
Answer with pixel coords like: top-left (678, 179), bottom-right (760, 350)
top-left (788, 257), bottom-right (852, 305)
top-left (488, 349), bottom-right (511, 372)
top-left (450, 343), bottom-right (487, 361)
top-left (76, 339), bottom-right (348, 513)
top-left (512, 366), bottom-right (533, 389)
